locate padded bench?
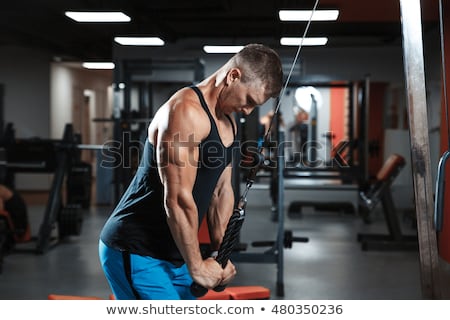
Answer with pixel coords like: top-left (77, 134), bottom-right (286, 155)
top-left (199, 286), bottom-right (271, 300)
top-left (357, 153), bottom-right (418, 251)
top-left (48, 286), bottom-right (271, 300)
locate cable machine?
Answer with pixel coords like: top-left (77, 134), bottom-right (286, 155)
top-left (225, 77), bottom-right (373, 296)
top-left (227, 99), bottom-right (309, 298)
top-left (283, 81), bottom-right (360, 177)
top-left (279, 80), bottom-right (369, 217)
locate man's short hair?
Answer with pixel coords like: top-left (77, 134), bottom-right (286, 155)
top-left (232, 44), bottom-right (283, 98)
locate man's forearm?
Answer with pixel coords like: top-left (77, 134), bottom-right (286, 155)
top-left (166, 202), bottom-right (203, 271)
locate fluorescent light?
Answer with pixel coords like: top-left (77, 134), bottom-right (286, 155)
top-left (280, 37), bottom-right (328, 46)
top-left (203, 45), bottom-right (244, 54)
top-left (114, 37), bottom-right (165, 46)
top-left (65, 11), bottom-right (131, 22)
top-left (279, 10), bottom-right (339, 21)
top-left (82, 62), bottom-right (115, 70)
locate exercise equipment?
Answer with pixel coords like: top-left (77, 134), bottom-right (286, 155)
top-left (191, 198), bottom-right (246, 297)
top-left (199, 286), bottom-right (270, 300)
top-left (66, 162), bottom-right (92, 209)
top-left (47, 286), bottom-right (270, 300)
top-left (284, 80), bottom-right (362, 180)
top-left (232, 129), bottom-right (308, 297)
top-left (197, 119), bottom-right (309, 298)
top-left (280, 79), bottom-right (371, 220)
top-left (357, 154), bottom-right (418, 251)
top-left (47, 294), bottom-right (105, 300)
top-left (399, 0), bottom-right (441, 299)
top-left (252, 230), bottom-right (308, 249)
top-left (434, 0), bottom-right (450, 264)
top-left (0, 84), bottom-right (3, 135)
top-left (0, 123), bottom-right (95, 254)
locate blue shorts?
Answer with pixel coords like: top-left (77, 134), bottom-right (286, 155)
top-left (98, 240), bottom-right (196, 300)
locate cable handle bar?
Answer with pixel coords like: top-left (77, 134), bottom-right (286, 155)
top-left (435, 0), bottom-right (450, 233)
top-left (190, 194), bottom-right (247, 297)
top-left (434, 151), bottom-right (450, 232)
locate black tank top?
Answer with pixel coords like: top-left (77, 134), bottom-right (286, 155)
top-left (100, 86), bottom-right (237, 265)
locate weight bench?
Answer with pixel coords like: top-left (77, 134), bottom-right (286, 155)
top-left (48, 294), bottom-right (106, 300)
top-left (198, 286), bottom-right (270, 300)
top-left (48, 286), bottom-right (270, 300)
top-left (357, 153), bottom-right (418, 251)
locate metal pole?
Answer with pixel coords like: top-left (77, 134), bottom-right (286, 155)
top-left (362, 76), bottom-right (370, 184)
top-left (0, 84), bottom-right (4, 135)
top-left (276, 128), bottom-right (285, 297)
top-left (399, 0), bottom-right (442, 299)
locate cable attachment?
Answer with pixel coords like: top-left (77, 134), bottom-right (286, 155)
top-left (190, 201), bottom-right (246, 297)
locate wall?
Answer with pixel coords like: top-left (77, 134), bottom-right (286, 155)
top-left (0, 57), bottom-right (112, 191)
top-left (0, 46), bottom-right (53, 190)
top-left (50, 63), bottom-right (113, 194)
top-left (0, 46), bottom-right (51, 138)
top-left (50, 64), bottom-right (113, 142)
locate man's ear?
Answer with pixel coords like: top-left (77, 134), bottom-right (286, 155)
top-left (226, 68), bottom-right (241, 85)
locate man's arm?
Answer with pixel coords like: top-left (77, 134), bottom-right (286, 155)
top-left (155, 94), bottom-right (223, 289)
top-left (207, 165), bottom-right (235, 250)
top-left (206, 164), bottom-right (237, 285)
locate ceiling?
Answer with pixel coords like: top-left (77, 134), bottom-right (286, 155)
top-left (0, 0), bottom-right (440, 61)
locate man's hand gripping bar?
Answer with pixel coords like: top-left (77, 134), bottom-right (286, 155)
top-left (190, 201), bottom-right (246, 297)
top-left (190, 153), bottom-right (263, 298)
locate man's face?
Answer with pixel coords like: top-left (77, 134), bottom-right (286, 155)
top-left (219, 78), bottom-right (268, 116)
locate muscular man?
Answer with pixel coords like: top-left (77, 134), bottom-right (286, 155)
top-left (99, 44), bottom-right (283, 299)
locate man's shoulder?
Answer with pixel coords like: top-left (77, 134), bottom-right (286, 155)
top-left (162, 88), bottom-right (210, 138)
top-left (168, 87), bottom-right (205, 117)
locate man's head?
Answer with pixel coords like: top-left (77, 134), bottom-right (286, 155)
top-left (216, 44), bottom-right (283, 116)
top-left (229, 44), bottom-right (283, 99)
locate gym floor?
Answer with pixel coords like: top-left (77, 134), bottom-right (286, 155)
top-left (0, 183), bottom-right (447, 300)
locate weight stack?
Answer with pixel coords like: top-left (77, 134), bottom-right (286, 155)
top-left (66, 161), bottom-right (92, 209)
top-left (58, 204), bottom-right (83, 239)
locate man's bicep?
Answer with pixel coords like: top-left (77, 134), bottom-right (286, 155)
top-left (157, 129), bottom-right (199, 191)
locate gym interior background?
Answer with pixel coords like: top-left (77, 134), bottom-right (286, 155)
top-left (0, 0), bottom-right (450, 299)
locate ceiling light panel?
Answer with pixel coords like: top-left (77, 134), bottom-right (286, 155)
top-left (82, 62), bottom-right (115, 69)
top-left (279, 10), bottom-right (339, 21)
top-left (114, 37), bottom-right (165, 46)
top-left (280, 37), bottom-right (328, 46)
top-left (203, 45), bottom-right (244, 54)
top-left (65, 11), bottom-right (131, 22)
